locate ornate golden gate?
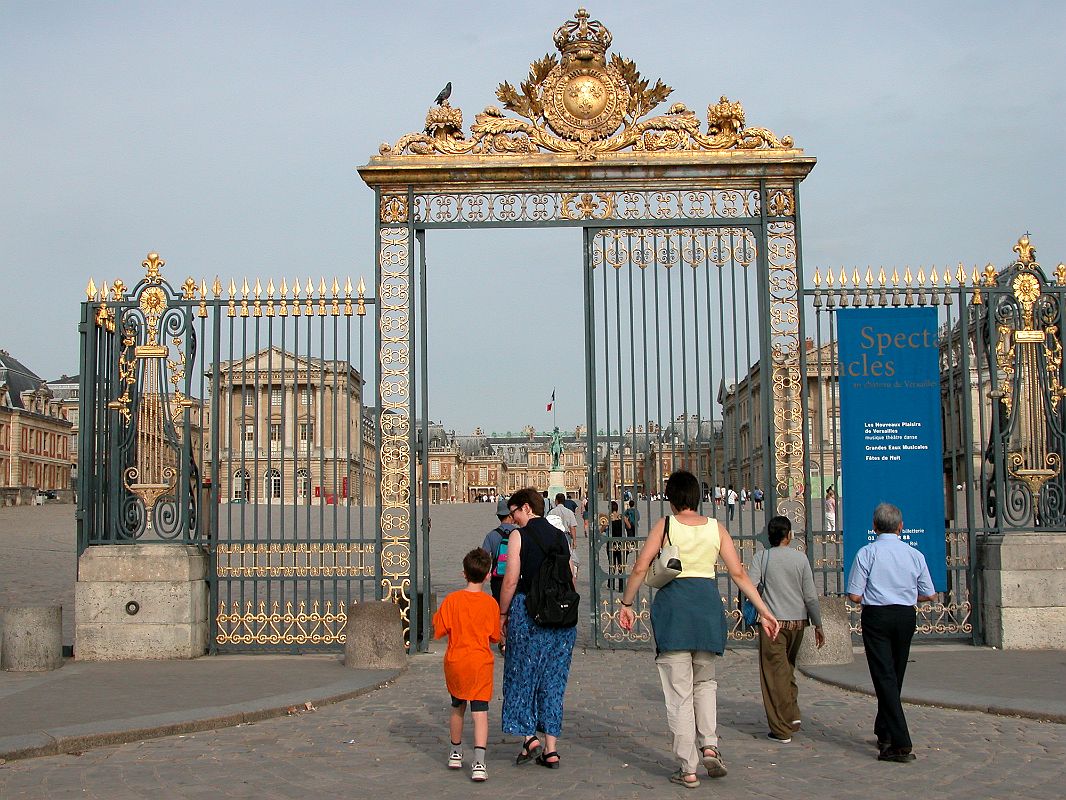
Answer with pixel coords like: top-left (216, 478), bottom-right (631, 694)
top-left (358, 8), bottom-right (814, 647)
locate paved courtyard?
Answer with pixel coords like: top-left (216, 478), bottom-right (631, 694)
top-left (0, 503), bottom-right (1063, 798)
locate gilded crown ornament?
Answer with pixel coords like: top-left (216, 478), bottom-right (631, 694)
top-left (379, 8), bottom-right (794, 161)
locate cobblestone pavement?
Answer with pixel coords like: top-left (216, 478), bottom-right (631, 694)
top-left (2, 643), bottom-right (1063, 799)
top-left (2, 503), bottom-right (1063, 798)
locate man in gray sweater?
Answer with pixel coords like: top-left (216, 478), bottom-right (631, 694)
top-left (748, 516), bottom-right (824, 743)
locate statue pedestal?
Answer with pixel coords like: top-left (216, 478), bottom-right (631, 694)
top-left (546, 470), bottom-right (567, 501)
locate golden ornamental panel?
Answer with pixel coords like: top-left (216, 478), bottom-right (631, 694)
top-left (377, 224), bottom-right (412, 641)
top-left (408, 189), bottom-right (762, 225)
top-left (216, 543), bottom-right (376, 578)
top-left (766, 221), bottom-right (805, 528)
top-left (599, 596), bottom-right (651, 644)
top-left (216, 600), bottom-right (346, 645)
top-left (378, 10), bottom-right (793, 161)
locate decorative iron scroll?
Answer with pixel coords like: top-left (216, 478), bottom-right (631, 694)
top-left (102, 253), bottom-right (196, 536)
top-left (379, 9), bottom-right (793, 161)
top-left (378, 225), bottom-right (413, 640)
top-left (216, 600), bottom-right (346, 645)
top-left (767, 221), bottom-right (805, 528)
top-left (600, 596), bottom-right (651, 643)
top-left (216, 543), bottom-right (376, 578)
top-left (392, 188), bottom-right (774, 226)
top-left (991, 236), bottom-right (1066, 504)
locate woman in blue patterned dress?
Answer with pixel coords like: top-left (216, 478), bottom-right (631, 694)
top-left (498, 487), bottom-right (577, 769)
top-left (619, 470), bottom-right (781, 788)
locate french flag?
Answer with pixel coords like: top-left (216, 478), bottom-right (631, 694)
top-left (546, 389), bottom-right (555, 412)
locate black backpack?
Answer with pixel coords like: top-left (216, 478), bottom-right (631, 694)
top-left (524, 528), bottom-right (580, 628)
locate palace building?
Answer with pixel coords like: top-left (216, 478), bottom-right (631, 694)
top-left (211, 348), bottom-right (375, 505)
top-left (0, 350), bottom-right (74, 505)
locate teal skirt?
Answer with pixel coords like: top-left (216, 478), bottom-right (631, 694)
top-left (650, 576), bottom-right (727, 655)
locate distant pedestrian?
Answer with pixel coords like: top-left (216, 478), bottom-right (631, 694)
top-left (547, 492), bottom-right (580, 580)
top-left (749, 516), bottom-right (824, 743)
top-left (624, 499), bottom-right (640, 536)
top-left (483, 498), bottom-right (517, 604)
top-left (846, 503), bottom-right (937, 763)
top-left (752, 487), bottom-right (764, 510)
top-left (433, 547), bottom-right (501, 782)
top-left (824, 486), bottom-right (837, 532)
top-left (726, 485), bottom-right (738, 521)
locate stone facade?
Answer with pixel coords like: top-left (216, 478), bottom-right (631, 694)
top-left (211, 348), bottom-right (375, 506)
top-left (0, 350), bottom-right (74, 506)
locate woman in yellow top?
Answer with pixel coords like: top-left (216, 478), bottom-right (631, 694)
top-left (619, 470), bottom-right (780, 789)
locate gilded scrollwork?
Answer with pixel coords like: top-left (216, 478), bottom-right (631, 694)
top-left (216, 600), bottom-right (346, 645)
top-left (378, 225), bottom-right (413, 641)
top-left (378, 9), bottom-right (793, 161)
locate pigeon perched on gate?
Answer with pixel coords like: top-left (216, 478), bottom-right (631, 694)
top-left (434, 82), bottom-right (452, 106)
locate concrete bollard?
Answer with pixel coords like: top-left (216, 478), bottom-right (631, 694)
top-left (797, 596), bottom-right (854, 666)
top-left (343, 601), bottom-right (407, 670)
top-left (1, 605), bottom-right (63, 671)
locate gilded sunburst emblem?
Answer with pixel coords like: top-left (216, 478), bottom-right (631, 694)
top-left (1013, 274), bottom-right (1040, 306)
top-left (139, 286), bottom-right (167, 317)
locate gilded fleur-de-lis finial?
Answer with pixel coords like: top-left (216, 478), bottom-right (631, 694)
top-left (143, 252), bottom-right (165, 283)
top-left (1014, 234), bottom-right (1036, 266)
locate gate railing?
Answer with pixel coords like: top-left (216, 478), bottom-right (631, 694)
top-left (77, 253), bottom-right (379, 652)
top-left (800, 235), bottom-right (1066, 642)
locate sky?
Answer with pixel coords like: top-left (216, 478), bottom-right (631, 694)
top-left (3, 1), bottom-right (1064, 435)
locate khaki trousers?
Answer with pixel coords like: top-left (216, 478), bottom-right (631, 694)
top-left (758, 624), bottom-right (805, 737)
top-left (654, 650), bottom-right (719, 774)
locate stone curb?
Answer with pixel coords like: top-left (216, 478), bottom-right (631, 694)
top-left (799, 665), bottom-right (1066, 725)
top-left (0, 666), bottom-right (404, 762)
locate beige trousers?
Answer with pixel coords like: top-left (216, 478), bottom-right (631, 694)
top-left (654, 650), bottom-right (719, 774)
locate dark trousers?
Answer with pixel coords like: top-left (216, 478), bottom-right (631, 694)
top-left (758, 624), bottom-right (805, 737)
top-left (861, 604), bottom-right (916, 750)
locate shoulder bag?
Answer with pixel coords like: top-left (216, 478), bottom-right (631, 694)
top-left (644, 516), bottom-right (683, 589)
top-left (742, 548), bottom-right (771, 627)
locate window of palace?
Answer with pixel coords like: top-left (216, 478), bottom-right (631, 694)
top-left (233, 469), bottom-right (250, 500)
top-left (270, 388), bottom-right (282, 406)
top-left (243, 387), bottom-right (255, 406)
top-left (300, 422), bottom-right (313, 443)
top-left (244, 424), bottom-right (255, 443)
top-left (430, 459), bottom-right (440, 479)
top-left (270, 424), bottom-right (282, 446)
top-left (296, 468), bottom-right (310, 499)
top-left (479, 467), bottom-right (488, 484)
top-left (265, 469), bottom-right (281, 499)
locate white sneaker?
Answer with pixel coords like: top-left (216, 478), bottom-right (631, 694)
top-left (470, 761), bottom-right (487, 782)
top-left (448, 749), bottom-right (463, 769)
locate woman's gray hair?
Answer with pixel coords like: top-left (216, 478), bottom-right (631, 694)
top-left (873, 502), bottom-right (902, 533)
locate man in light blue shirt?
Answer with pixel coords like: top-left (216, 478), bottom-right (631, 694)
top-left (847, 502), bottom-right (937, 764)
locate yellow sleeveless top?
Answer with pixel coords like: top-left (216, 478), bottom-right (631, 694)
top-left (667, 516), bottom-right (721, 579)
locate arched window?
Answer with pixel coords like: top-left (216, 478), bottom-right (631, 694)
top-left (296, 468), bottom-right (310, 501)
top-left (265, 469), bottom-right (282, 499)
top-left (233, 469), bottom-right (250, 500)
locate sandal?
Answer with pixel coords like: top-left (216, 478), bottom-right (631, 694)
top-left (702, 745), bottom-right (727, 778)
top-left (535, 751), bottom-right (560, 769)
top-left (669, 769), bottom-right (700, 788)
top-left (516, 736), bottom-right (541, 765)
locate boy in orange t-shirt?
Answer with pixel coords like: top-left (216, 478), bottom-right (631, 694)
top-left (432, 547), bottom-right (501, 782)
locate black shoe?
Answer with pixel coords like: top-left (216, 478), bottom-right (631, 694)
top-left (878, 747), bottom-right (916, 763)
top-left (766, 731), bottom-right (792, 743)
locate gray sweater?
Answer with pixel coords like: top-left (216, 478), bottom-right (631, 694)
top-left (748, 545), bottom-right (823, 627)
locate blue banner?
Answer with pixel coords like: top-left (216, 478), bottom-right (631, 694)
top-left (837, 307), bottom-right (946, 590)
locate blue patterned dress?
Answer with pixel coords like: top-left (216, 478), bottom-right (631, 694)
top-left (501, 519), bottom-right (577, 738)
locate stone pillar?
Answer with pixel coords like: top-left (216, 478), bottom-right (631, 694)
top-left (797, 596), bottom-right (854, 666)
top-left (979, 532), bottom-right (1066, 650)
top-left (1, 605), bottom-right (63, 671)
top-left (343, 601), bottom-right (406, 670)
top-left (75, 544), bottom-right (208, 661)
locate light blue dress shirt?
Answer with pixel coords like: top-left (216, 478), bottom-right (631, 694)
top-left (846, 534), bottom-right (935, 606)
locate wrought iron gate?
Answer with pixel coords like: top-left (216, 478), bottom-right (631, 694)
top-left (77, 254), bottom-right (379, 652)
top-left (584, 226), bottom-right (779, 646)
top-left (800, 236), bottom-right (1066, 642)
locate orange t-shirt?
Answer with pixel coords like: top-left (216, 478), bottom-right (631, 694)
top-left (432, 589), bottom-right (501, 702)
